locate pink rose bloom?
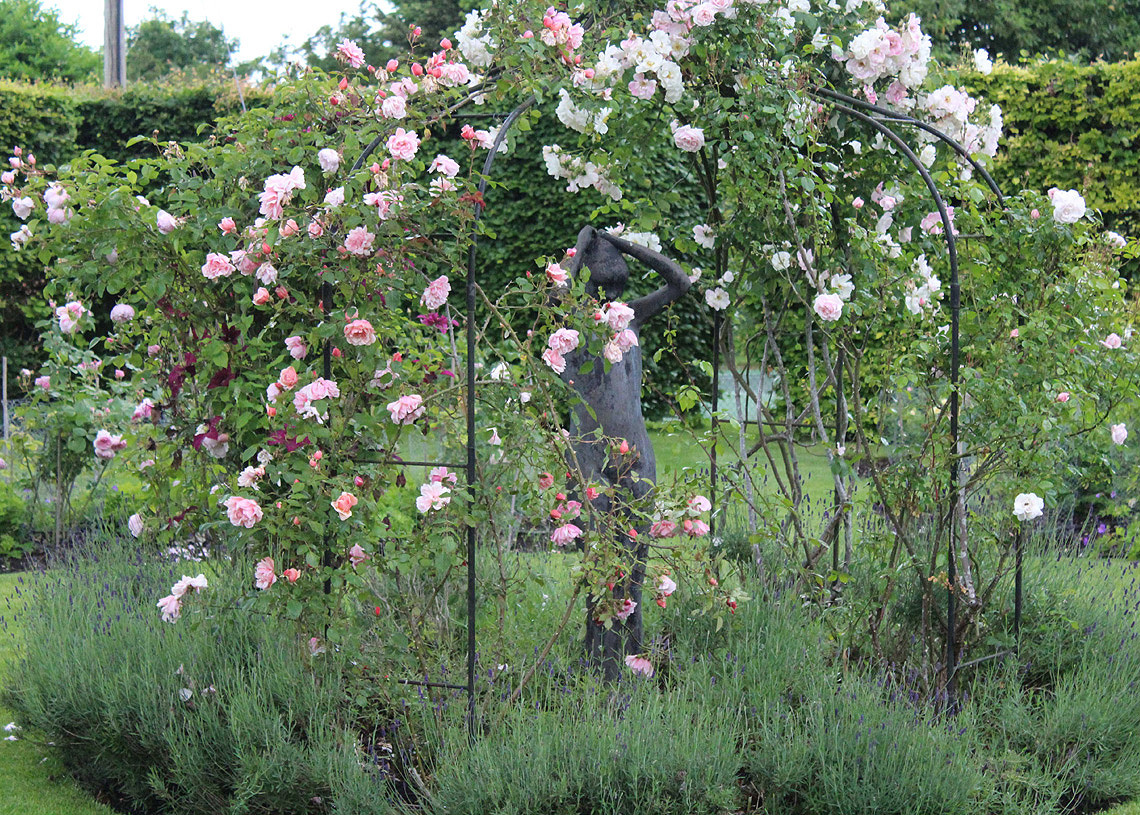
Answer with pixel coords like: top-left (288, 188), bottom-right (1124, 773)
top-left (853, 197), bottom-right (864, 209)
top-left (279, 366), bottom-right (299, 388)
top-left (34, 375), bottom-right (50, 389)
top-left (386, 128), bottom-right (421, 161)
top-left (201, 252), bottom-right (236, 280)
top-left (689, 494), bottom-right (712, 513)
top-left (430, 154), bottom-right (460, 177)
top-left (331, 491), bottom-right (359, 520)
top-left (256, 262), bottom-right (277, 285)
top-left (128, 513), bottom-right (144, 538)
top-left (131, 399), bottom-right (154, 422)
top-left (614, 598), bottom-right (638, 621)
top-left (605, 302), bottom-right (635, 331)
top-left (254, 557), bottom-right (276, 590)
top-left (416, 481), bottom-right (451, 512)
top-left (420, 275), bottom-right (451, 310)
top-left (381, 95), bottom-right (407, 119)
top-left (548, 328), bottom-right (580, 355)
top-left (344, 226), bottom-right (375, 256)
top-left (280, 218), bottom-right (300, 238)
top-left (542, 348), bottom-right (566, 373)
top-left (1111, 423), bottom-right (1128, 445)
top-left (388, 394), bottom-right (425, 424)
top-left (308, 219), bottom-right (325, 238)
top-left (684, 518), bottom-right (711, 537)
top-left (323, 186), bottom-right (345, 207)
top-left (252, 287), bottom-right (271, 305)
top-left (156, 210), bottom-right (178, 234)
top-left (336, 38), bottom-right (366, 68)
top-left (259, 167), bottom-right (306, 219)
top-left (550, 523), bottom-right (582, 547)
top-left (93, 430), bottom-right (126, 459)
top-left (538, 472), bottom-right (555, 489)
top-left (171, 574), bottom-right (208, 597)
top-left (546, 262), bottom-right (569, 285)
top-left (430, 466), bottom-right (458, 485)
top-left (110, 303), bottom-right (135, 323)
top-left (11, 196), bottom-right (34, 219)
top-left (348, 544), bottom-right (369, 567)
top-left (1056, 391), bottom-right (1071, 402)
top-left (157, 594), bottom-right (182, 622)
top-left (673, 124), bottom-right (705, 152)
top-left (224, 496), bottom-right (264, 528)
top-left (658, 575), bottom-right (677, 596)
top-left (219, 216), bottom-right (237, 234)
top-left (283, 568), bottom-right (301, 583)
top-left (285, 335), bottom-right (308, 359)
top-left (1009, 328), bottom-right (1019, 339)
top-left (344, 319), bottom-right (377, 346)
top-left (148, 344), bottom-right (161, 356)
top-left (624, 655), bottom-right (654, 677)
top-left (813, 293), bottom-right (844, 322)
top-left (1101, 333), bottom-right (1123, 349)
top-left (317, 148), bottom-right (340, 173)
top-left (650, 519), bottom-right (679, 538)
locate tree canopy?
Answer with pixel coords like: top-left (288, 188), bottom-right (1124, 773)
top-left (127, 10), bottom-right (238, 81)
top-left (0, 0), bottom-right (99, 82)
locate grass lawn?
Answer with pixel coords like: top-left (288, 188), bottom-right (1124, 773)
top-left (0, 572), bottom-right (113, 815)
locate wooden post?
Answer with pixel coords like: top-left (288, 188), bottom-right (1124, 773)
top-left (104, 0), bottom-right (126, 88)
top-left (1, 356), bottom-right (8, 441)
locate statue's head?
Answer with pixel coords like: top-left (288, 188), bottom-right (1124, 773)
top-left (580, 233), bottom-right (629, 302)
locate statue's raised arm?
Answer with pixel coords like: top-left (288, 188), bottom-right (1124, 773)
top-left (593, 230), bottom-right (691, 325)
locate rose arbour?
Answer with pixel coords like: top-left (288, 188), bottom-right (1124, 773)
top-left (5, 0), bottom-right (1138, 692)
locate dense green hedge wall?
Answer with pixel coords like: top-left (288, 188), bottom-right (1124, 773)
top-left (961, 59), bottom-right (1140, 241)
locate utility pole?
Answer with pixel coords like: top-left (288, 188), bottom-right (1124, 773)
top-left (104, 0), bottom-right (126, 88)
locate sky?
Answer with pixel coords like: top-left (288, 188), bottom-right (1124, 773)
top-left (44, 0), bottom-right (385, 64)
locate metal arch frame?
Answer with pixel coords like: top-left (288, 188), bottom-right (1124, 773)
top-left (320, 97), bottom-right (536, 744)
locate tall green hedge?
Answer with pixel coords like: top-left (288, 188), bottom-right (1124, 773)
top-left (962, 59), bottom-right (1140, 240)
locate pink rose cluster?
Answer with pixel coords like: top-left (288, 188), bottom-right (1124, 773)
top-left (93, 430), bottom-right (127, 460)
top-left (255, 556), bottom-right (276, 589)
top-left (416, 480), bottom-right (451, 513)
top-left (55, 300), bottom-right (86, 334)
top-left (386, 128), bottom-right (421, 161)
top-left (388, 393), bottom-right (425, 424)
top-left (542, 327), bottom-right (580, 373)
top-left (336, 38), bottom-right (366, 68)
top-left (420, 275), bottom-right (451, 311)
top-left (259, 166), bottom-right (306, 220)
top-left (650, 493), bottom-right (711, 539)
top-left (344, 318), bottom-right (377, 346)
top-left (293, 377), bottom-right (341, 423)
top-left (156, 573), bottom-right (208, 622)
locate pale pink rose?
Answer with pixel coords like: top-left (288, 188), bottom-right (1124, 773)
top-left (110, 303), bottom-right (135, 323)
top-left (542, 348), bottom-right (566, 373)
top-left (429, 154), bottom-right (460, 177)
top-left (604, 303), bottom-right (635, 332)
top-left (323, 186), bottom-right (345, 208)
top-left (171, 574), bottom-right (208, 597)
top-left (224, 496), bottom-right (264, 528)
top-left (331, 491), bottom-right (359, 520)
top-left (285, 336), bottom-right (308, 360)
top-left (308, 637), bottom-right (326, 656)
top-left (673, 124), bottom-right (705, 152)
top-left (603, 339), bottom-right (623, 364)
top-left (416, 481), bottom-right (452, 512)
top-left (430, 466), bottom-right (458, 485)
top-left (386, 128), bottom-right (421, 161)
top-left (336, 38), bottom-right (366, 68)
top-left (813, 293), bottom-right (844, 322)
top-left (344, 319), bottom-right (377, 346)
top-left (381, 95), bottom-right (407, 119)
top-left (1111, 423), bottom-right (1128, 445)
top-left (689, 494), bottom-right (711, 512)
top-left (157, 594), bottom-right (182, 622)
top-left (691, 2), bottom-right (718, 25)
top-left (34, 375), bottom-right (50, 389)
top-left (156, 210), bottom-right (178, 234)
top-left (254, 557), bottom-right (276, 589)
top-left (614, 598), bottom-right (638, 621)
top-left (267, 382), bottom-right (282, 403)
top-left (279, 366), bottom-right (299, 388)
top-left (128, 513), bottom-right (144, 538)
top-left (387, 393), bottom-right (425, 424)
top-left (219, 216), bottom-right (237, 234)
top-left (283, 568), bottom-right (301, 583)
top-left (658, 575), bottom-right (677, 596)
top-left (420, 275), bottom-right (451, 310)
top-left (1056, 391), bottom-right (1071, 402)
top-left (853, 197), bottom-right (864, 209)
top-left (259, 167), bottom-right (306, 219)
top-left (1, 170), bottom-right (14, 184)
top-left (1102, 333), bottom-right (1123, 349)
top-left (237, 465), bottom-right (264, 488)
top-left (624, 655), bottom-right (654, 677)
top-left (11, 196), bottom-right (34, 219)
top-left (546, 262), bottom-right (569, 285)
top-left (550, 523), bottom-right (582, 546)
top-left (147, 344), bottom-right (161, 357)
top-left (684, 518), bottom-right (710, 537)
top-left (201, 252), bottom-right (236, 280)
top-left (1009, 328), bottom-right (1019, 339)
top-left (651, 519), bottom-right (679, 538)
top-left (348, 544), bottom-right (369, 567)
top-left (93, 430), bottom-right (126, 459)
top-left (131, 399), bottom-right (154, 422)
top-left (317, 148), bottom-right (340, 173)
top-left (344, 226), bottom-right (375, 256)
top-left (548, 328), bottom-right (580, 354)
top-left (308, 219), bottom-right (325, 239)
top-left (256, 262), bottom-right (277, 285)
top-left (280, 218), bottom-right (300, 238)
top-left (252, 287), bottom-right (271, 305)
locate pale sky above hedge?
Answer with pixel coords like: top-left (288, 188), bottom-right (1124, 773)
top-left (47, 0), bottom-right (388, 65)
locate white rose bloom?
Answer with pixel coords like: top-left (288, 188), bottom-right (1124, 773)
top-left (771, 250), bottom-right (792, 270)
top-left (973, 49), bottom-right (993, 75)
top-left (1012, 492), bottom-right (1044, 521)
top-left (705, 287), bottom-right (730, 310)
top-left (1050, 188), bottom-right (1087, 224)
